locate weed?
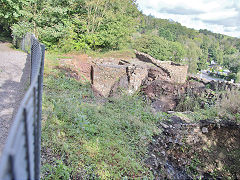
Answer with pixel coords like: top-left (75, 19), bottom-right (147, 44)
top-left (42, 160), bottom-right (72, 180)
top-left (205, 84), bottom-right (211, 89)
top-left (41, 55), bottom-right (162, 179)
top-left (186, 155), bottom-right (203, 178)
top-left (175, 95), bottom-right (201, 112)
top-left (216, 89), bottom-right (240, 122)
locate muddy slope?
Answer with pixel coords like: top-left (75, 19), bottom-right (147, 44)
top-left (146, 116), bottom-right (240, 179)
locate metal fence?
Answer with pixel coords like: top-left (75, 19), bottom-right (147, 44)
top-left (0, 34), bottom-right (45, 180)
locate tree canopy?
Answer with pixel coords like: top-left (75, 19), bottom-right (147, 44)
top-left (1, 0), bottom-right (240, 74)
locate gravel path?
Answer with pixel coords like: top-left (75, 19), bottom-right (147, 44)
top-left (0, 43), bottom-right (30, 156)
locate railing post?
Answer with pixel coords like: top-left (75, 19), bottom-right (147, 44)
top-left (23, 108), bottom-right (31, 180)
top-left (35, 44), bottom-right (45, 180)
top-left (9, 152), bottom-right (15, 180)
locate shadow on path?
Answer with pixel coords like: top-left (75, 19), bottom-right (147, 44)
top-left (0, 49), bottom-right (30, 155)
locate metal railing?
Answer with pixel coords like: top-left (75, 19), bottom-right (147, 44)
top-left (0, 34), bottom-right (45, 180)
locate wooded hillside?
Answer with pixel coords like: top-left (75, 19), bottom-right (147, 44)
top-left (1, 0), bottom-right (240, 77)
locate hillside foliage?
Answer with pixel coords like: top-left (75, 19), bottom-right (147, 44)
top-left (1, 0), bottom-right (240, 74)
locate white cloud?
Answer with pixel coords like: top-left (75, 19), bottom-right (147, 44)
top-left (136, 0), bottom-right (240, 38)
top-left (198, 10), bottom-right (238, 21)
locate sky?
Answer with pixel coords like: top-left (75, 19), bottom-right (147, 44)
top-left (136, 0), bottom-right (240, 38)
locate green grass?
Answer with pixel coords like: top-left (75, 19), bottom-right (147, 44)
top-left (44, 52), bottom-right (72, 75)
top-left (175, 107), bottom-right (218, 122)
top-left (41, 53), bottom-right (165, 179)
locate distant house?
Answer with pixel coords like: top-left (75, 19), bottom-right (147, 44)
top-left (210, 60), bottom-right (216, 65)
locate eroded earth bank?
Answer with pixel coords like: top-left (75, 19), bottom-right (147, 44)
top-left (43, 51), bottom-right (240, 179)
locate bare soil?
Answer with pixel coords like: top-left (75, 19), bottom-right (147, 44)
top-left (57, 54), bottom-right (92, 82)
top-left (58, 52), bottom-right (136, 83)
top-left (146, 117), bottom-right (240, 179)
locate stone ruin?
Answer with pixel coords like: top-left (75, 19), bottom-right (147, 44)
top-left (90, 51), bottom-right (188, 98)
top-left (91, 61), bottom-right (148, 97)
top-left (135, 50), bottom-right (188, 84)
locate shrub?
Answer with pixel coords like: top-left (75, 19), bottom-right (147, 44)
top-left (236, 72), bottom-right (240, 83)
top-left (133, 34), bottom-right (185, 62)
top-left (11, 21), bottom-right (33, 39)
top-left (175, 95), bottom-right (200, 112)
top-left (216, 89), bottom-right (240, 122)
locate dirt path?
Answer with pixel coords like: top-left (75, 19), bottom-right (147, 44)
top-left (0, 43), bottom-right (30, 156)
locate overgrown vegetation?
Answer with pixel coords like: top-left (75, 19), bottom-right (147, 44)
top-left (175, 86), bottom-right (240, 123)
top-left (133, 34), bottom-right (185, 63)
top-left (1, 0), bottom-right (140, 51)
top-left (41, 53), bottom-right (167, 179)
top-left (216, 89), bottom-right (240, 122)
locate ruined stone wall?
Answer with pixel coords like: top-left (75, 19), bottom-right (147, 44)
top-left (91, 63), bottom-right (148, 97)
top-left (91, 50), bottom-right (189, 97)
top-left (91, 64), bottom-right (127, 97)
top-left (135, 50), bottom-right (188, 84)
top-left (158, 61), bottom-right (188, 84)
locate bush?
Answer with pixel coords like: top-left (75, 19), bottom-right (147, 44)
top-left (175, 95), bottom-right (201, 112)
top-left (11, 21), bottom-right (33, 39)
top-left (216, 89), bottom-right (240, 122)
top-left (236, 72), bottom-right (240, 83)
top-left (133, 34), bottom-right (185, 62)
